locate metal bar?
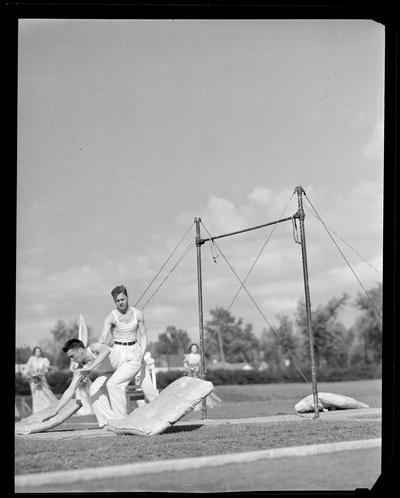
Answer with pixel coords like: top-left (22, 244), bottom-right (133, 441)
top-left (295, 186), bottom-right (320, 420)
top-left (195, 217), bottom-right (207, 419)
top-left (199, 216), bottom-right (294, 244)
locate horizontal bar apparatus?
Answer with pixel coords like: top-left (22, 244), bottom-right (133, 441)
top-left (199, 215), bottom-right (295, 244)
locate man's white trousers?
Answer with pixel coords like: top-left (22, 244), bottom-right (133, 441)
top-left (89, 343), bottom-right (142, 427)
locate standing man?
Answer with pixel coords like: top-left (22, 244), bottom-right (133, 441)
top-left (97, 284), bottom-right (147, 417)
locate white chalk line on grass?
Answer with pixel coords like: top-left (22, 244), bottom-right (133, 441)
top-left (15, 438), bottom-right (381, 489)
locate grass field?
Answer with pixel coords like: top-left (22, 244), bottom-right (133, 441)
top-left (15, 378), bottom-right (381, 419)
top-left (183, 379), bottom-right (381, 420)
top-left (16, 419), bottom-right (381, 475)
top-left (15, 379), bottom-right (381, 476)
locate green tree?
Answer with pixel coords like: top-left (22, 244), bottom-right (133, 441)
top-left (15, 346), bottom-right (33, 364)
top-left (353, 282), bottom-right (382, 364)
top-left (295, 294), bottom-right (352, 368)
top-left (39, 319), bottom-right (95, 370)
top-left (205, 307), bottom-right (259, 364)
top-left (260, 314), bottom-right (300, 369)
top-left (154, 326), bottom-right (192, 356)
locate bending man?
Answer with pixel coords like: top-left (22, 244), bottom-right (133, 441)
top-left (44, 338), bottom-right (117, 427)
top-left (46, 285), bottom-right (147, 427)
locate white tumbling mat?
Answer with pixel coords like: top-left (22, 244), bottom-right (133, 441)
top-left (295, 392), bottom-right (369, 413)
top-left (15, 399), bottom-right (82, 435)
top-left (105, 376), bottom-right (214, 436)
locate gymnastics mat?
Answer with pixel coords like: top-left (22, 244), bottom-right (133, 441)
top-left (105, 376), bottom-right (214, 436)
top-left (295, 392), bottom-right (369, 413)
top-left (15, 399), bottom-right (82, 435)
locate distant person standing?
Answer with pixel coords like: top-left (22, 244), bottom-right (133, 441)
top-left (183, 343), bottom-right (202, 378)
top-left (97, 284), bottom-right (147, 418)
top-left (183, 343), bottom-right (222, 409)
top-left (25, 347), bottom-right (57, 413)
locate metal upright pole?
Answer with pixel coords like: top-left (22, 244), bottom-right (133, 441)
top-left (294, 186), bottom-right (320, 419)
top-left (195, 217), bottom-right (207, 419)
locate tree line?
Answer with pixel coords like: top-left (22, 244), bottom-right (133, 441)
top-left (16, 283), bottom-right (382, 372)
top-left (149, 282), bottom-right (382, 371)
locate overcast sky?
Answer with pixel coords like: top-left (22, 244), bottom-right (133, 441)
top-left (16, 19), bottom-right (384, 350)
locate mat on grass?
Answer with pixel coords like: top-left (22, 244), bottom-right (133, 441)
top-left (295, 392), bottom-right (369, 413)
top-left (105, 376), bottom-right (214, 436)
top-left (15, 399), bottom-right (82, 435)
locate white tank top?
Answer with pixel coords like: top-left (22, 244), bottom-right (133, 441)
top-left (112, 307), bottom-right (139, 343)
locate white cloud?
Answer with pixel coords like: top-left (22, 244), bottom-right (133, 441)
top-left (362, 118), bottom-right (384, 161)
top-left (201, 196), bottom-right (247, 233)
top-left (176, 186), bottom-right (304, 241)
top-left (175, 211), bottom-right (195, 227)
top-left (16, 20), bottom-right (385, 350)
top-left (248, 187), bottom-right (273, 206)
top-left (324, 258), bottom-right (382, 288)
top-left (327, 180), bottom-right (383, 244)
top-left (17, 182), bottom-right (383, 347)
top-left (248, 186), bottom-right (294, 211)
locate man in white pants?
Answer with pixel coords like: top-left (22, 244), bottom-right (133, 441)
top-left (45, 336), bottom-right (143, 428)
top-left (97, 284), bottom-right (148, 416)
top-left (46, 285), bottom-right (148, 427)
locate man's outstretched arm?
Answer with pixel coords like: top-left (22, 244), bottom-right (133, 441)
top-left (42, 370), bottom-right (87, 420)
top-left (78, 342), bottom-right (111, 372)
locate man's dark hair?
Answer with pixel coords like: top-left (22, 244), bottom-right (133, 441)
top-left (62, 338), bottom-right (85, 353)
top-left (111, 285), bottom-right (128, 300)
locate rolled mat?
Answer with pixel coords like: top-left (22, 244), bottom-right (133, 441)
top-left (295, 392), bottom-right (369, 413)
top-left (105, 376), bottom-right (214, 436)
top-left (15, 399), bottom-right (82, 434)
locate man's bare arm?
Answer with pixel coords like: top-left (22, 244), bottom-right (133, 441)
top-left (79, 342), bottom-right (111, 372)
top-left (98, 314), bottom-right (113, 344)
top-left (43, 343), bottom-right (110, 421)
top-left (42, 371), bottom-right (86, 420)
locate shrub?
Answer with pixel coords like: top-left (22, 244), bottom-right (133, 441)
top-left (153, 368), bottom-right (303, 387)
top-left (316, 362), bottom-right (382, 382)
top-left (154, 370), bottom-right (184, 389)
top-left (15, 370), bottom-right (78, 395)
top-left (15, 373), bottom-right (31, 395)
top-left (47, 370), bottom-right (74, 393)
top-left (155, 363), bottom-right (381, 387)
top-left (14, 363), bottom-right (382, 396)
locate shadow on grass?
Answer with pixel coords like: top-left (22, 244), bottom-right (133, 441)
top-left (163, 424), bottom-right (204, 434)
top-left (43, 425), bottom-right (100, 433)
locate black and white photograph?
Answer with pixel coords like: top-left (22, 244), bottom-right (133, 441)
top-left (12, 4), bottom-right (395, 494)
